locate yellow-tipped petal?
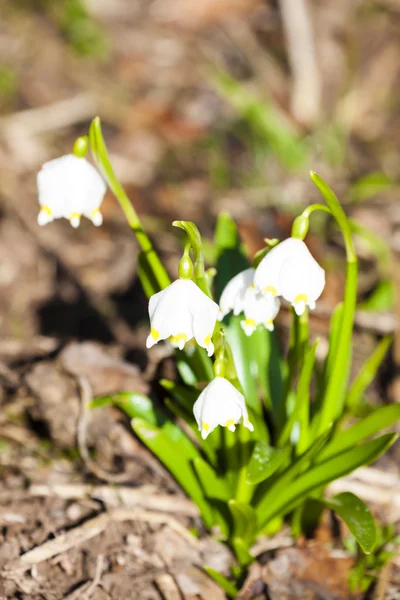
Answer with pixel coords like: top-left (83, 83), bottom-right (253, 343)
top-left (69, 213), bottom-right (81, 228)
top-left (264, 285), bottom-right (278, 296)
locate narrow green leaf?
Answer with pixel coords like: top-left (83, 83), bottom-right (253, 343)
top-left (279, 340), bottom-right (318, 448)
top-left (246, 441), bottom-right (290, 485)
top-left (254, 433), bottom-right (328, 512)
top-left (225, 315), bottom-right (264, 418)
top-left (350, 172), bottom-right (394, 203)
top-left (257, 433), bottom-right (397, 528)
top-left (318, 404), bottom-right (400, 462)
top-left (193, 458), bottom-right (230, 501)
top-left (228, 500), bottom-right (257, 544)
top-left (347, 336), bottom-right (391, 410)
top-left (232, 537), bottom-right (254, 566)
top-left (131, 418), bottom-right (213, 525)
top-left (358, 280), bottom-right (394, 312)
top-left (194, 458), bottom-right (231, 537)
top-left (323, 492), bottom-right (376, 554)
top-left (203, 567), bottom-right (238, 599)
top-left (214, 212), bottom-right (249, 299)
top-left (210, 69), bottom-right (307, 171)
top-left (90, 392), bottom-right (161, 425)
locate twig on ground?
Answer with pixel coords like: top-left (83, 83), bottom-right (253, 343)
top-left (2, 507), bottom-right (197, 574)
top-left (27, 482), bottom-right (198, 516)
top-left (82, 554), bottom-right (105, 600)
top-left (77, 376), bottom-right (133, 483)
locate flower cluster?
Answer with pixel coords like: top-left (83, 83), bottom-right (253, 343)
top-left (143, 238), bottom-right (324, 440)
top-left (219, 238), bottom-right (325, 333)
top-left (37, 155), bottom-right (106, 228)
top-left (35, 151), bottom-right (324, 442)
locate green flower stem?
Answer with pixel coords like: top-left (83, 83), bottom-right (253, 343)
top-left (309, 172), bottom-right (358, 434)
top-left (235, 425), bottom-right (254, 504)
top-left (173, 221), bottom-right (212, 298)
top-left (89, 117), bottom-right (170, 292)
top-left (277, 310), bottom-right (309, 447)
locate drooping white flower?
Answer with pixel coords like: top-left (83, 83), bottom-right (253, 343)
top-left (218, 267), bottom-right (281, 334)
top-left (254, 238), bottom-right (325, 316)
top-left (240, 288), bottom-right (281, 336)
top-left (218, 268), bottom-right (255, 320)
top-left (146, 279), bottom-right (219, 356)
top-left (193, 377), bottom-right (254, 439)
top-left (37, 154), bottom-right (106, 228)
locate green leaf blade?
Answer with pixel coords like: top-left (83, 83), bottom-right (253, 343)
top-left (324, 492), bottom-right (377, 554)
top-left (246, 442), bottom-right (290, 485)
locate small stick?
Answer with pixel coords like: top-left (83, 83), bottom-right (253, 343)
top-left (2, 507), bottom-right (197, 574)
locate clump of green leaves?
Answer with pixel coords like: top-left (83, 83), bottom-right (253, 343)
top-left (86, 117), bottom-right (398, 581)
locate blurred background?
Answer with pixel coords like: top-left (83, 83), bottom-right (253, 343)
top-left (0, 1), bottom-right (400, 598)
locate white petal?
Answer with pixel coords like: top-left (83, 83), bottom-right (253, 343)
top-left (240, 319), bottom-right (256, 336)
top-left (279, 251), bottom-right (325, 312)
top-left (189, 284), bottom-right (219, 356)
top-left (244, 291), bottom-right (280, 326)
top-left (37, 155), bottom-right (106, 225)
top-left (70, 214), bottom-right (81, 228)
top-left (147, 279), bottom-right (194, 345)
top-left (91, 210), bottom-right (103, 226)
top-left (192, 377), bottom-right (253, 437)
top-left (37, 210), bottom-right (53, 226)
top-left (218, 268), bottom-right (255, 319)
top-left (254, 238), bottom-right (308, 296)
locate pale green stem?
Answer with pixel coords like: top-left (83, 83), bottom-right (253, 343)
top-left (309, 172), bottom-right (358, 434)
top-left (89, 117), bottom-right (170, 291)
top-left (235, 425), bottom-right (254, 503)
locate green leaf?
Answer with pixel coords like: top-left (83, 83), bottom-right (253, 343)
top-left (225, 315), bottom-right (264, 419)
top-left (90, 392), bottom-right (161, 425)
top-left (350, 172), bottom-right (394, 203)
top-left (318, 404), bottom-right (400, 462)
top-left (214, 212), bottom-right (249, 299)
top-left (323, 492), bottom-right (376, 554)
top-left (347, 336), bottom-right (391, 410)
top-left (193, 458), bottom-right (231, 537)
top-left (358, 280), bottom-right (394, 312)
top-left (279, 340), bottom-right (318, 449)
top-left (228, 500), bottom-right (257, 544)
top-left (193, 458), bottom-right (230, 501)
top-left (210, 69), bottom-right (307, 171)
top-left (232, 537), bottom-right (254, 566)
top-left (131, 418), bottom-right (213, 525)
top-left (203, 567), bottom-right (238, 599)
top-left (257, 433), bottom-right (397, 528)
top-left (246, 441), bottom-right (290, 485)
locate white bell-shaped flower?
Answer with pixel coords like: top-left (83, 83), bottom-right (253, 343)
top-left (254, 238), bottom-right (325, 315)
top-left (37, 154), bottom-right (106, 228)
top-left (240, 288), bottom-right (280, 336)
top-left (279, 253), bottom-right (325, 315)
top-left (193, 377), bottom-right (254, 439)
top-left (218, 268), bottom-right (255, 320)
top-left (146, 279), bottom-right (219, 356)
